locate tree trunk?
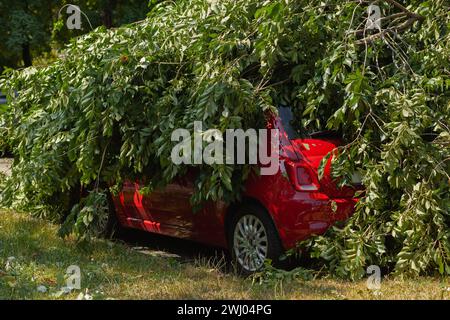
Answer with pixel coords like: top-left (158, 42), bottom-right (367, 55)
top-left (22, 0), bottom-right (32, 67)
top-left (102, 0), bottom-right (117, 29)
top-left (22, 43), bottom-right (32, 67)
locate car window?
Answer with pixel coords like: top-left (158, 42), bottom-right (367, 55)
top-left (0, 97), bottom-right (7, 106)
top-left (277, 105), bottom-right (342, 141)
top-left (277, 105), bottom-right (301, 140)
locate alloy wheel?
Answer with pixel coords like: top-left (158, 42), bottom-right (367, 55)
top-left (233, 214), bottom-right (268, 272)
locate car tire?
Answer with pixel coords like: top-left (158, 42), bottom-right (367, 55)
top-left (228, 204), bottom-right (284, 275)
top-left (96, 194), bottom-right (122, 239)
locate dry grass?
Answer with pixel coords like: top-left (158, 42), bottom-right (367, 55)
top-left (0, 210), bottom-right (449, 300)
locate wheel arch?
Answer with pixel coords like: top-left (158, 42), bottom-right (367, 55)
top-left (224, 196), bottom-right (281, 248)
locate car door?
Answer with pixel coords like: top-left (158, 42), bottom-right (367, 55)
top-left (148, 170), bottom-right (227, 246)
top-left (119, 169), bottom-right (197, 236)
top-left (116, 180), bottom-right (153, 230)
top-left (120, 169), bottom-right (226, 246)
top-left (141, 172), bottom-right (195, 236)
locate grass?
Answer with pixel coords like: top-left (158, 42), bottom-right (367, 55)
top-left (0, 209), bottom-right (449, 300)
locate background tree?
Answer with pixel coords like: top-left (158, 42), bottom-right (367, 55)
top-left (0, 0), bottom-right (54, 70)
top-left (0, 0), bottom-right (149, 72)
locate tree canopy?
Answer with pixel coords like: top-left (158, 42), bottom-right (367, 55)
top-left (0, 0), bottom-right (449, 278)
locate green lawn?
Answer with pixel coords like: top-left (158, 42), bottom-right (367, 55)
top-left (0, 210), bottom-right (449, 300)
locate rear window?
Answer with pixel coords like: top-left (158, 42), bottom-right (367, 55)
top-left (277, 105), bottom-right (302, 139)
top-left (277, 105), bottom-right (341, 141)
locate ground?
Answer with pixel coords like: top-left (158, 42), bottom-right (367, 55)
top-left (0, 210), bottom-right (449, 300)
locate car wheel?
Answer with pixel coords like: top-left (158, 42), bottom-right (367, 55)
top-left (94, 194), bottom-right (121, 239)
top-left (229, 204), bottom-right (284, 275)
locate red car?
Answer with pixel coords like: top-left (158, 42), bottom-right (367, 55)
top-left (109, 106), bottom-right (361, 274)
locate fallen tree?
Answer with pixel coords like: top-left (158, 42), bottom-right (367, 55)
top-left (0, 0), bottom-right (449, 278)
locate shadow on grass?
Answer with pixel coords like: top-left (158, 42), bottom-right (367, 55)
top-left (0, 212), bottom-right (191, 297)
top-left (0, 211), bottom-right (343, 299)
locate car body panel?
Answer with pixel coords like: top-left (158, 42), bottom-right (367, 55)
top-left (112, 180), bottom-right (229, 247)
top-left (111, 112), bottom-right (360, 250)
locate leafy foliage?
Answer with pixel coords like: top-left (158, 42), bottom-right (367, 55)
top-left (0, 0), bottom-right (449, 278)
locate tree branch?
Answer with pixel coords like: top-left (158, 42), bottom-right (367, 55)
top-left (356, 15), bottom-right (421, 45)
top-left (355, 0), bottom-right (425, 45)
top-left (353, 12), bottom-right (407, 37)
top-left (384, 0), bottom-right (424, 21)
